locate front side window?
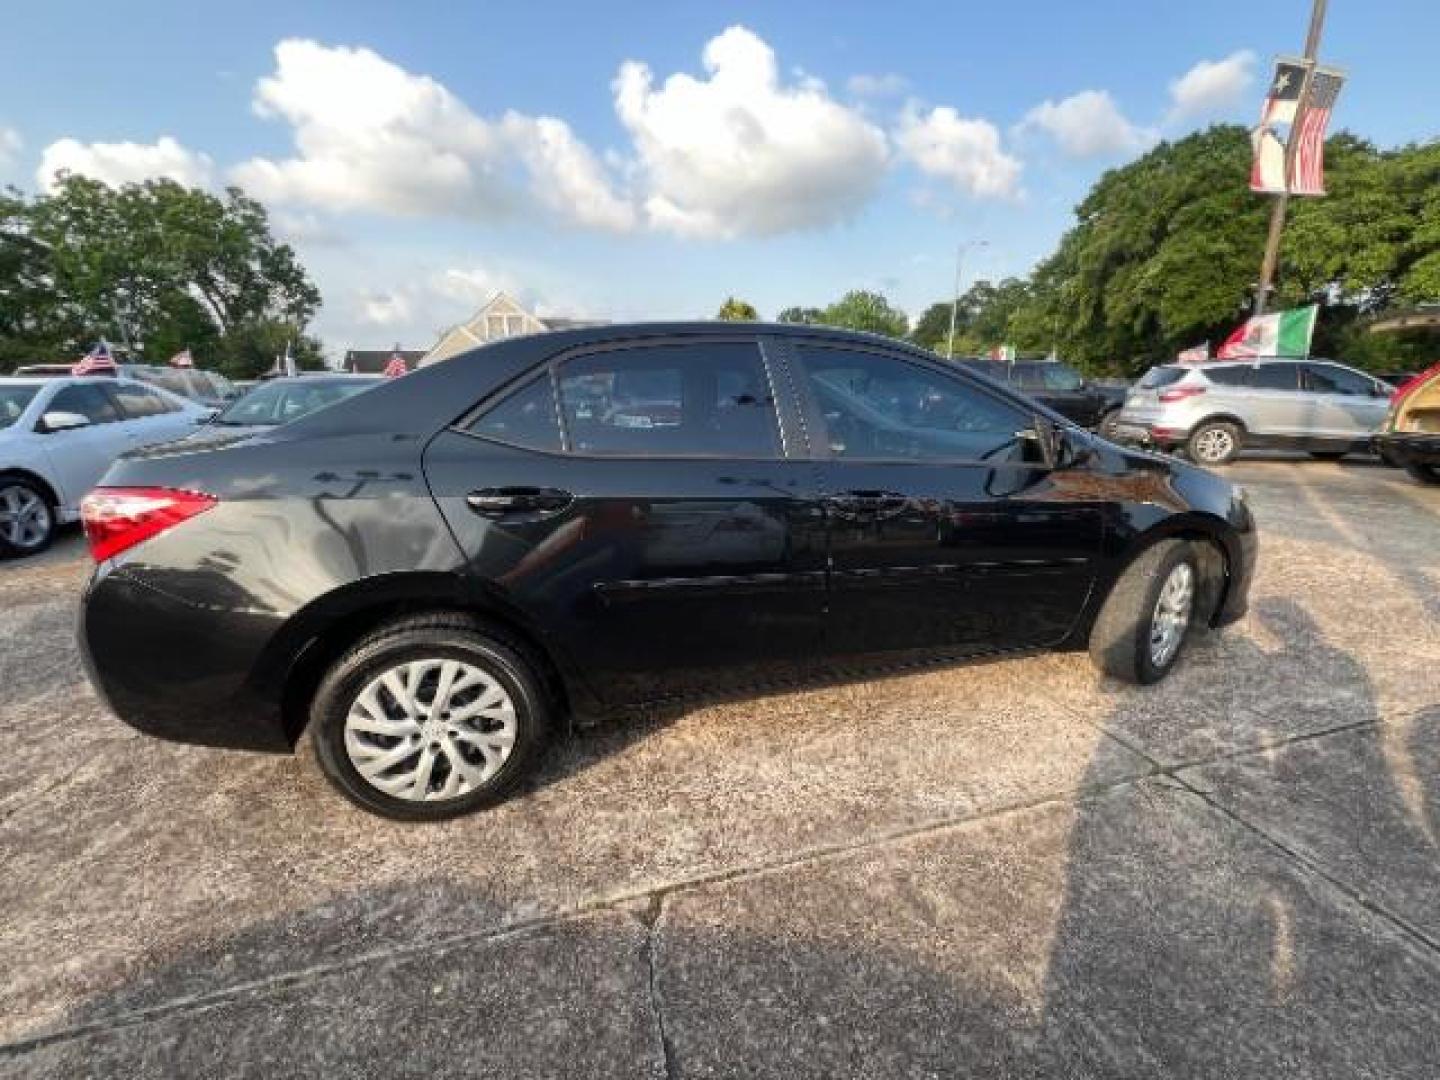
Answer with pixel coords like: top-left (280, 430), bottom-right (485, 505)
top-left (468, 377), bottom-right (562, 452)
top-left (557, 342), bottom-right (781, 457)
top-left (1304, 364), bottom-right (1378, 396)
top-left (796, 346), bottom-right (1026, 461)
top-left (48, 384), bottom-right (121, 425)
top-left (0, 386), bottom-right (40, 429)
top-left (112, 383), bottom-right (180, 418)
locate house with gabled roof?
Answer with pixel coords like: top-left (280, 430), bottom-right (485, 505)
top-left (421, 292), bottom-right (607, 366)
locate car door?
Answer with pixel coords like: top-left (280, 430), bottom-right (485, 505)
top-left (1301, 363), bottom-right (1391, 441)
top-left (1245, 361), bottom-right (1306, 438)
top-left (782, 340), bottom-right (1105, 661)
top-left (423, 336), bottom-right (828, 703)
top-left (110, 381), bottom-right (198, 445)
top-left (32, 382), bottom-right (133, 510)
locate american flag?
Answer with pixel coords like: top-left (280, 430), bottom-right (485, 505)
top-left (169, 348), bottom-right (194, 368)
top-left (71, 341), bottom-right (117, 376)
top-left (382, 353), bottom-right (408, 378)
top-left (1289, 69), bottom-right (1344, 197)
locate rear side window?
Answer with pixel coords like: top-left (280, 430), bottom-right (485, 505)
top-left (469, 378), bottom-right (562, 452)
top-left (1253, 364), bottom-right (1300, 391)
top-left (112, 383), bottom-right (181, 417)
top-left (1203, 366), bottom-right (1253, 387)
top-left (557, 343), bottom-right (781, 458)
top-left (1139, 367), bottom-right (1187, 389)
top-left (49, 384), bottom-right (121, 425)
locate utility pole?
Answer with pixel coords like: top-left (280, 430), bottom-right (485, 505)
top-left (1254, 0), bottom-right (1328, 316)
top-left (946, 239), bottom-right (988, 357)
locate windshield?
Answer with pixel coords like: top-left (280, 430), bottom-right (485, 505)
top-left (0, 386), bottom-right (39, 429)
top-left (213, 379), bottom-right (377, 426)
top-left (1138, 366), bottom-right (1187, 390)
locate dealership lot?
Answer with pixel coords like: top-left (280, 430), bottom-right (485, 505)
top-left (1, 458), bottom-right (1437, 1076)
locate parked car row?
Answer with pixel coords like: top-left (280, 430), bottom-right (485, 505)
top-left (76, 323), bottom-right (1256, 820)
top-left (14, 362), bottom-right (239, 411)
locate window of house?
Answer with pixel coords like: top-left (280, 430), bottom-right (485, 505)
top-left (796, 346), bottom-right (1026, 462)
top-left (556, 343), bottom-right (781, 457)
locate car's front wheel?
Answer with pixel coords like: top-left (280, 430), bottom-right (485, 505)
top-left (1089, 540), bottom-right (1201, 685)
top-left (1186, 421), bottom-right (1242, 466)
top-left (0, 478), bottom-right (55, 558)
top-left (310, 614), bottom-right (552, 820)
top-left (1405, 462), bottom-right (1440, 486)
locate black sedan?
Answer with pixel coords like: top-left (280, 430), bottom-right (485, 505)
top-left (957, 358), bottom-right (1127, 433)
top-left (78, 323), bottom-right (1256, 820)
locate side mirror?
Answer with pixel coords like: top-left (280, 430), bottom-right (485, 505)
top-left (38, 410), bottom-right (91, 433)
top-left (1018, 414), bottom-right (1062, 469)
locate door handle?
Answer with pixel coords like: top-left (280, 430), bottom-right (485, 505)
top-left (465, 487), bottom-right (573, 516)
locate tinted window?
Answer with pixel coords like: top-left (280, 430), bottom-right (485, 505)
top-left (49, 383), bottom-right (121, 424)
top-left (1203, 365), bottom-right (1253, 387)
top-left (112, 382), bottom-right (180, 418)
top-left (797, 346), bottom-right (1025, 462)
top-left (1304, 364), bottom-right (1377, 396)
top-left (0, 386), bottom-right (40, 429)
top-left (469, 377), bottom-right (562, 452)
top-left (1139, 366), bottom-right (1187, 389)
top-left (557, 343), bottom-right (781, 458)
top-left (1252, 363), bottom-right (1300, 391)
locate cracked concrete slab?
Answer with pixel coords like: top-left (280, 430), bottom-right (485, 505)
top-left (654, 780), bottom-right (1440, 1078)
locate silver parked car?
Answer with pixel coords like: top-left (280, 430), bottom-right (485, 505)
top-left (1113, 358), bottom-right (1393, 465)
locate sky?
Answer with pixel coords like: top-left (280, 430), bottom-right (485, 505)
top-left (1, 0), bottom-right (1437, 358)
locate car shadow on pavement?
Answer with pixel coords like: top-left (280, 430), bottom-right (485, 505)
top-left (8, 595), bottom-right (1440, 1077)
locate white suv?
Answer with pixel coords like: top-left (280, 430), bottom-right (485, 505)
top-left (1114, 358), bottom-right (1393, 466)
top-left (0, 376), bottom-right (208, 556)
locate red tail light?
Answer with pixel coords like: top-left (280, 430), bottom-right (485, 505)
top-left (80, 487), bottom-right (218, 562)
top-left (1158, 385), bottom-right (1207, 403)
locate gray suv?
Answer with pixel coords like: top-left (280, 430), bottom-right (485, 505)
top-left (1114, 358), bottom-right (1393, 465)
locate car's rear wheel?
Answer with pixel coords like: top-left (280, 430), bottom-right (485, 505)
top-left (310, 614), bottom-right (551, 820)
top-left (1405, 462), bottom-right (1440, 486)
top-left (1088, 540), bottom-right (1200, 685)
top-left (1309, 450), bottom-right (1348, 461)
top-left (1186, 421), bottom-right (1242, 466)
top-left (0, 479), bottom-right (55, 558)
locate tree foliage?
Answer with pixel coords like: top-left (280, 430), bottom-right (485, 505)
top-left (818, 289), bottom-right (909, 338)
top-left (910, 126), bottom-right (1440, 375)
top-left (0, 174), bottom-right (322, 376)
top-left (716, 296), bottom-right (758, 321)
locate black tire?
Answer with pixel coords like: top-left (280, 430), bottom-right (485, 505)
top-left (1186, 421), bottom-right (1242, 466)
top-left (0, 477), bottom-right (56, 559)
top-left (1088, 540), bottom-right (1200, 685)
top-left (310, 613), bottom-right (552, 821)
top-left (1405, 462), bottom-right (1440, 486)
top-left (1308, 450), bottom-right (1348, 461)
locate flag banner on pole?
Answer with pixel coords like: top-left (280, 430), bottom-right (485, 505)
top-left (383, 353), bottom-right (408, 378)
top-left (1176, 343), bottom-right (1209, 364)
top-left (1250, 58), bottom-right (1309, 194)
top-left (1288, 67), bottom-right (1344, 197)
top-left (72, 341), bottom-right (117, 376)
top-left (169, 348), bottom-right (193, 368)
top-left (1216, 305), bottom-right (1318, 359)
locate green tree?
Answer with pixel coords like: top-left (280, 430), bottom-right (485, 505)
top-left (820, 289), bottom-right (909, 339)
top-left (776, 306), bottom-right (824, 325)
top-left (1, 174), bottom-right (322, 377)
top-left (716, 296), bottom-right (758, 321)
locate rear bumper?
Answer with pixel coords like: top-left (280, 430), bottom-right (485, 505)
top-left (79, 568), bottom-right (292, 752)
top-left (1374, 432), bottom-right (1440, 467)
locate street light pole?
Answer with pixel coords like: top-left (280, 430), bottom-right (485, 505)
top-left (1254, 0), bottom-right (1328, 317)
top-left (946, 239), bottom-right (988, 358)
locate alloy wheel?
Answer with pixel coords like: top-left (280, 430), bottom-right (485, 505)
top-left (343, 658), bottom-right (517, 802)
top-left (0, 484), bottom-right (52, 551)
top-left (1149, 562), bottom-right (1194, 669)
top-left (1192, 428), bottom-right (1234, 464)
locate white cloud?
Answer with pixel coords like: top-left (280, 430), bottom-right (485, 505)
top-left (613, 25), bottom-right (888, 238)
top-left (358, 289), bottom-right (414, 328)
top-left (847, 72), bottom-right (909, 99)
top-left (36, 135), bottom-right (214, 192)
top-left (1168, 50), bottom-right (1257, 121)
top-left (232, 39), bottom-right (631, 231)
top-left (1018, 90), bottom-right (1154, 158)
top-left (894, 104), bottom-right (1021, 199)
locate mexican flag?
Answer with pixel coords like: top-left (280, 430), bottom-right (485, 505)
top-left (1216, 305), bottom-right (1317, 359)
